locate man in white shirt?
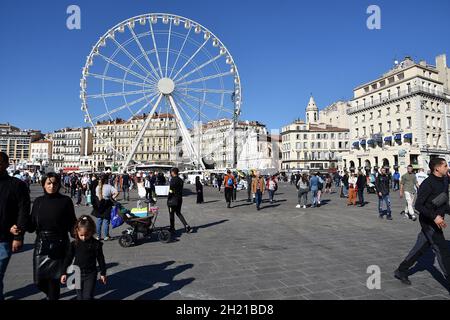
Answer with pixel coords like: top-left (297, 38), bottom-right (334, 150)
top-left (415, 168), bottom-right (428, 187)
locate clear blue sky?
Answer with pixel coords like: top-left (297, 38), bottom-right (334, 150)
top-left (1, 0), bottom-right (449, 133)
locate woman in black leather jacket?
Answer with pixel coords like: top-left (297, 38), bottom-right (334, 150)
top-left (28, 172), bottom-right (77, 300)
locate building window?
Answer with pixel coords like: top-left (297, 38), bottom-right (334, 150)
top-left (386, 107), bottom-right (390, 116)
top-left (397, 119), bottom-right (401, 130)
top-left (407, 117), bottom-right (412, 128)
top-left (387, 121), bottom-right (391, 132)
top-left (369, 112), bottom-right (373, 120)
top-left (378, 110), bottom-right (382, 118)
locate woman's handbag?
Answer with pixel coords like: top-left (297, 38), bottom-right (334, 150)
top-left (167, 196), bottom-right (179, 207)
top-left (36, 232), bottom-right (66, 259)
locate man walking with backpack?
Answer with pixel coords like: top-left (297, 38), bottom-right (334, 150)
top-left (224, 170), bottom-right (236, 208)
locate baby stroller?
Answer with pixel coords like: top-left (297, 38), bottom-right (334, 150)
top-left (118, 201), bottom-right (171, 247)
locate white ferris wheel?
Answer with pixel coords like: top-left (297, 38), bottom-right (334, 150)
top-left (80, 13), bottom-right (242, 171)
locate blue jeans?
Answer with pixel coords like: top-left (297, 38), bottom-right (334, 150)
top-left (268, 190), bottom-right (275, 202)
top-left (122, 185), bottom-right (130, 201)
top-left (255, 190), bottom-right (263, 209)
top-left (342, 185), bottom-right (348, 197)
top-left (0, 242), bottom-right (12, 300)
top-left (378, 195), bottom-right (391, 216)
top-left (96, 218), bottom-right (110, 238)
top-left (311, 189), bottom-right (319, 206)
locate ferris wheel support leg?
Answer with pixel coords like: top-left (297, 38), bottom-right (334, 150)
top-left (167, 95), bottom-right (205, 170)
top-left (122, 94), bottom-right (163, 172)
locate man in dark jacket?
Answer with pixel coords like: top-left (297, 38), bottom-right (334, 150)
top-left (356, 171), bottom-right (366, 207)
top-left (394, 158), bottom-right (450, 288)
top-left (246, 171), bottom-right (254, 202)
top-left (167, 168), bottom-right (191, 234)
top-left (375, 167), bottom-right (392, 219)
top-left (0, 152), bottom-right (31, 300)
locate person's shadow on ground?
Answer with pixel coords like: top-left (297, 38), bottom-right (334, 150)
top-left (190, 219), bottom-right (228, 234)
top-left (94, 261), bottom-right (195, 300)
top-left (408, 240), bottom-right (450, 292)
top-left (5, 263), bottom-right (120, 300)
top-left (4, 284), bottom-right (40, 300)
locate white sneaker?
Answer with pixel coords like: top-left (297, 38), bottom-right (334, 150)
top-left (302, 205), bottom-right (307, 209)
top-left (296, 204), bottom-right (301, 208)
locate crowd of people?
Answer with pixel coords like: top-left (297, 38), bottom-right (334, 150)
top-left (0, 151), bottom-right (193, 300)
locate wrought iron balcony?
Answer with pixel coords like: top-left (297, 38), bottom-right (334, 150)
top-left (347, 85), bottom-right (446, 114)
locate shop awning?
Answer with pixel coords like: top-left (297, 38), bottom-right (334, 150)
top-left (384, 136), bottom-right (392, 142)
top-left (352, 142), bottom-right (359, 147)
top-left (360, 140), bottom-right (366, 146)
top-left (367, 139), bottom-right (375, 144)
top-left (63, 167), bottom-right (79, 172)
top-left (394, 134), bottom-right (402, 140)
top-left (404, 133), bottom-right (413, 139)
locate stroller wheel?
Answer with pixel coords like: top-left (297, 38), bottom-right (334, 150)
top-left (118, 234), bottom-right (134, 248)
top-left (158, 230), bottom-right (172, 243)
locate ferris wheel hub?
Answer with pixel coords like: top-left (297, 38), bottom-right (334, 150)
top-left (158, 77), bottom-right (175, 95)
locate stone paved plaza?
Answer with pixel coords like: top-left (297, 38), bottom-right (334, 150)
top-left (3, 182), bottom-right (450, 300)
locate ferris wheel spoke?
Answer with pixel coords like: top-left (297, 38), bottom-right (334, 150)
top-left (125, 93), bottom-right (161, 122)
top-left (91, 94), bottom-right (154, 122)
top-left (99, 53), bottom-right (151, 83)
top-left (172, 37), bottom-right (210, 81)
top-left (169, 27), bottom-right (192, 79)
top-left (174, 54), bottom-right (222, 84)
top-left (167, 95), bottom-right (199, 166)
top-left (123, 94), bottom-right (164, 169)
top-left (176, 71), bottom-right (233, 87)
top-left (177, 92), bottom-right (234, 115)
top-left (165, 19), bottom-right (173, 77)
top-left (173, 95), bottom-right (202, 127)
top-left (128, 25), bottom-right (162, 81)
top-left (87, 88), bottom-right (157, 99)
top-left (173, 93), bottom-right (211, 123)
top-left (109, 37), bottom-right (158, 83)
top-left (87, 73), bottom-right (155, 88)
top-left (149, 20), bottom-right (164, 78)
top-left (179, 88), bottom-right (234, 95)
